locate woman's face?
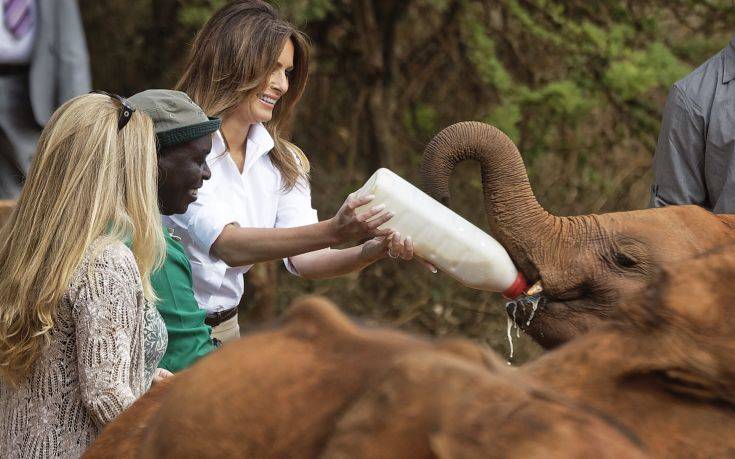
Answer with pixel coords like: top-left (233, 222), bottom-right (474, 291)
top-left (237, 39), bottom-right (295, 125)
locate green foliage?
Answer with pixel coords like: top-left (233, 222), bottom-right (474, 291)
top-left (504, 0), bottom-right (562, 46)
top-left (276, 0), bottom-right (335, 23)
top-left (605, 42), bottom-right (690, 100)
top-left (179, 0), bottom-right (335, 29)
top-left (427, 0), bottom-right (452, 12)
top-left (675, 36), bottom-right (726, 63)
top-left (405, 104), bottom-right (440, 139)
top-left (179, 1), bottom-right (228, 28)
top-left (520, 80), bottom-right (593, 121)
top-left (579, 22), bottom-right (635, 59)
top-left (80, 0), bottom-right (734, 364)
top-left (462, 8), bottom-right (511, 92)
top-left (483, 101), bottom-right (521, 143)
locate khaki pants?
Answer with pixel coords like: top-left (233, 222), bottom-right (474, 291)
top-left (211, 314), bottom-right (241, 344)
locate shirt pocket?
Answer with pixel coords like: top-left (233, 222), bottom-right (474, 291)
top-left (706, 97), bottom-right (735, 153)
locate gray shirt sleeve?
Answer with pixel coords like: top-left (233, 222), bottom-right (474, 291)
top-left (650, 84), bottom-right (708, 208)
top-left (56, 0), bottom-right (91, 104)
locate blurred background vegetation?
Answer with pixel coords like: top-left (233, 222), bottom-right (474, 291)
top-left (80, 0), bottom-right (734, 363)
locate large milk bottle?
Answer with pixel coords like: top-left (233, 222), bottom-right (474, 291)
top-left (352, 168), bottom-right (528, 298)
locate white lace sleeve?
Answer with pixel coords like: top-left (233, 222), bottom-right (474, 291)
top-left (72, 244), bottom-right (146, 428)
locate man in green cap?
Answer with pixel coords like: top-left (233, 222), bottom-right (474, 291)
top-left (129, 89), bottom-right (221, 372)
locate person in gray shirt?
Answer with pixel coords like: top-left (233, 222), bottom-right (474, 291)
top-left (650, 37), bottom-right (735, 214)
top-left (0, 0), bottom-right (90, 199)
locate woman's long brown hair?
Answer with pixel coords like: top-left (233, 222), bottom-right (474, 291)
top-left (176, 0), bottom-right (310, 190)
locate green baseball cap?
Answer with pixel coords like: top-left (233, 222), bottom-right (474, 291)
top-left (128, 89), bottom-right (221, 149)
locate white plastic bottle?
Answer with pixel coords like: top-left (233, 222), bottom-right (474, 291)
top-left (352, 168), bottom-right (528, 298)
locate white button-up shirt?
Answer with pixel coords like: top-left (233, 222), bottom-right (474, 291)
top-left (163, 123), bottom-right (318, 313)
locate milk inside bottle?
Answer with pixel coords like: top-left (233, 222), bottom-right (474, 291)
top-left (352, 168), bottom-right (528, 298)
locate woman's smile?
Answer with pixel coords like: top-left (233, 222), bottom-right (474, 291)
top-left (257, 93), bottom-right (278, 107)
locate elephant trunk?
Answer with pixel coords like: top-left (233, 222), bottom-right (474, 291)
top-left (421, 121), bottom-right (560, 281)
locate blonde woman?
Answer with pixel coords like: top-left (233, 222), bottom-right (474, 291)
top-left (0, 93), bottom-right (168, 458)
top-left (169, 0), bottom-right (423, 344)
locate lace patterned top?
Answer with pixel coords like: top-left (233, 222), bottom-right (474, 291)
top-left (0, 241), bottom-right (165, 458)
top-left (142, 299), bottom-right (168, 389)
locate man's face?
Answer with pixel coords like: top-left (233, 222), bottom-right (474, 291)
top-left (157, 135), bottom-right (212, 215)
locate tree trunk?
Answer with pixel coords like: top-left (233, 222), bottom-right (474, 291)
top-left (239, 261), bottom-right (280, 326)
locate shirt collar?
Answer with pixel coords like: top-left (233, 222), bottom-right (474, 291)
top-left (212, 130), bottom-right (227, 156)
top-left (722, 37), bottom-right (735, 84)
top-left (211, 123), bottom-right (275, 165)
top-left (248, 122), bottom-right (275, 152)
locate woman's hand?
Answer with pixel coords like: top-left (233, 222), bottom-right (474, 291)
top-left (361, 232), bottom-right (437, 273)
top-left (328, 194), bottom-right (393, 244)
top-left (152, 368), bottom-right (174, 386)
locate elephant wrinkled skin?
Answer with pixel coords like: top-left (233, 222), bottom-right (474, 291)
top-left (85, 246), bottom-right (735, 458)
top-left (521, 244), bottom-right (735, 458)
top-left (421, 121), bottom-right (735, 347)
top-left (84, 296), bottom-right (646, 459)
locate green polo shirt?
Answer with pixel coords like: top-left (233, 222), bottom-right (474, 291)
top-left (152, 228), bottom-right (215, 372)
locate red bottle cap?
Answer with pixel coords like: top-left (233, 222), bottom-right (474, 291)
top-left (502, 272), bottom-right (528, 299)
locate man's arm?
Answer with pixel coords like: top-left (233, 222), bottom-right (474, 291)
top-left (650, 84), bottom-right (708, 208)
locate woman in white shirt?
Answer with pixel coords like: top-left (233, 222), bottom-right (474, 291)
top-left (170, 0), bottom-right (424, 343)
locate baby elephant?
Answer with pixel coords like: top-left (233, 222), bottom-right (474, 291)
top-left (519, 243), bottom-right (735, 458)
top-left (422, 121), bottom-right (735, 348)
top-left (86, 244), bottom-right (735, 458)
top-left (84, 296), bottom-right (645, 459)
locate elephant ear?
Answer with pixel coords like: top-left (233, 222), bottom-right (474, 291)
top-left (621, 366), bottom-right (735, 407)
top-left (434, 337), bottom-right (508, 372)
top-left (659, 368), bottom-right (729, 402)
top-left (281, 295), bottom-right (359, 340)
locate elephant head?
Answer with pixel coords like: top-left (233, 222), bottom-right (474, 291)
top-left (421, 121), bottom-right (735, 348)
top-left (520, 244), bottom-right (735, 458)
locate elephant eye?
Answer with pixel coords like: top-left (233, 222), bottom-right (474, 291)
top-left (613, 251), bottom-right (637, 269)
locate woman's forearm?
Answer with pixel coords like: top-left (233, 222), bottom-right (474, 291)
top-left (210, 197), bottom-right (394, 267)
top-left (289, 245), bottom-right (381, 280)
top-left (211, 221), bottom-right (341, 267)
